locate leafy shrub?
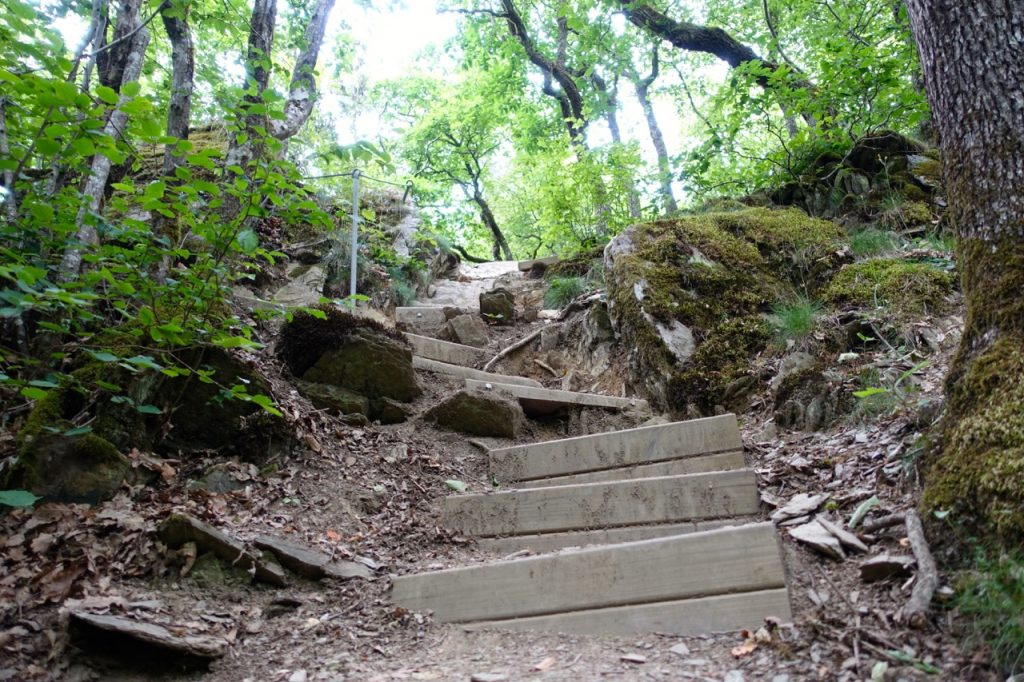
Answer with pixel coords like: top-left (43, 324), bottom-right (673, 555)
top-left (956, 551), bottom-right (1024, 675)
top-left (769, 296), bottom-right (821, 343)
top-left (544, 276), bottom-right (586, 309)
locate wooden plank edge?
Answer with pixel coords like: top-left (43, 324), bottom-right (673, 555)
top-left (513, 449), bottom-right (746, 489)
top-left (458, 588), bottom-right (793, 635)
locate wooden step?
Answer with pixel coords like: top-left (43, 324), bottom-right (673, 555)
top-left (489, 414), bottom-right (742, 483)
top-left (405, 333), bottom-right (488, 367)
top-left (518, 256), bottom-right (559, 271)
top-left (391, 523), bottom-right (789, 631)
top-left (465, 380), bottom-right (647, 415)
top-left (514, 449), bottom-right (745, 489)
top-left (395, 306), bottom-right (447, 331)
top-left (463, 589), bottom-right (792, 637)
top-left (444, 469), bottom-right (760, 537)
top-left (476, 517), bottom-right (752, 555)
top-left (413, 357), bottom-right (542, 388)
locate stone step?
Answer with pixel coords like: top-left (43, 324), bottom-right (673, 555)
top-left (518, 256), bottom-right (559, 271)
top-left (513, 449), bottom-right (745, 489)
top-left (412, 357), bottom-right (542, 388)
top-left (489, 414), bottom-right (742, 483)
top-left (476, 517), bottom-right (755, 555)
top-left (404, 333), bottom-right (488, 367)
top-left (464, 380), bottom-right (647, 415)
top-left (443, 469), bottom-right (760, 537)
top-left (391, 523), bottom-right (790, 634)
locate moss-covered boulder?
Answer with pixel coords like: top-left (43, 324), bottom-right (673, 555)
top-left (279, 307), bottom-right (420, 403)
top-left (424, 389), bottom-right (525, 438)
top-left (605, 207), bottom-right (846, 415)
top-left (294, 380), bottom-right (369, 416)
top-left (4, 433), bottom-right (131, 504)
top-left (822, 258), bottom-right (956, 321)
top-left (480, 288), bottom-right (516, 325)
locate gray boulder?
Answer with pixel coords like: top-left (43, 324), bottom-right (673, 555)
top-left (424, 389), bottom-right (525, 438)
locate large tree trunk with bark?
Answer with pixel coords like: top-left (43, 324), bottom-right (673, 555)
top-left (903, 0), bottom-right (1024, 542)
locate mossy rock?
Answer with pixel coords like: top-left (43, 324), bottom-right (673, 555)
top-left (822, 257), bottom-right (956, 321)
top-left (5, 433), bottom-right (131, 504)
top-left (278, 306), bottom-right (405, 378)
top-left (294, 380), bottom-right (369, 416)
top-left (371, 397), bottom-right (414, 425)
top-left (299, 328), bottom-right (420, 402)
top-left (605, 207), bottom-right (846, 415)
top-left (424, 389), bottom-right (525, 438)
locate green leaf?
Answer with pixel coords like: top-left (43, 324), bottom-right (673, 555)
top-left (126, 355), bottom-right (163, 370)
top-left (122, 81), bottom-right (141, 97)
top-left (854, 387), bottom-right (888, 399)
top-left (72, 137), bottom-right (96, 156)
top-left (250, 393), bottom-right (282, 417)
top-left (848, 495), bottom-right (880, 529)
top-left (0, 490), bottom-right (40, 508)
top-left (62, 426), bottom-right (93, 437)
top-left (236, 229), bottom-right (259, 254)
top-left (96, 85), bottom-right (120, 105)
top-left (445, 479), bottom-right (468, 492)
top-left (135, 404), bottom-right (162, 415)
top-left (138, 306), bottom-right (155, 326)
top-left (20, 387), bottom-right (47, 400)
top-left (87, 350), bottom-right (119, 363)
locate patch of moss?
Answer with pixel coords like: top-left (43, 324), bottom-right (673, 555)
top-left (5, 432), bottom-right (130, 504)
top-left (278, 306), bottom-right (403, 377)
top-left (924, 335), bottom-right (1024, 541)
top-left (608, 207), bottom-right (845, 414)
top-left (546, 246), bottom-right (603, 279)
top-left (822, 257), bottom-right (956, 319)
top-left (881, 200), bottom-right (933, 229)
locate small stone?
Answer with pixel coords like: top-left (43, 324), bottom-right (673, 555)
top-left (724, 671), bottom-right (745, 682)
top-left (788, 520), bottom-right (846, 560)
top-left (816, 516), bottom-right (869, 554)
top-left (669, 643), bottom-right (691, 657)
top-left (254, 535), bottom-right (372, 581)
top-left (470, 674), bottom-right (507, 682)
top-left (159, 514), bottom-right (287, 586)
top-left (771, 675), bottom-right (791, 682)
top-left (620, 654), bottom-right (646, 664)
top-left (860, 554), bottom-right (915, 583)
top-left (771, 493), bottom-right (830, 524)
top-left (287, 671), bottom-right (307, 682)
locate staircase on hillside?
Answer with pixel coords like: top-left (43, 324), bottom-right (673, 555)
top-left (390, 260), bottom-right (792, 637)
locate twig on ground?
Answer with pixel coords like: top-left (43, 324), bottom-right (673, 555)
top-left (901, 509), bottom-right (938, 627)
top-left (483, 325), bottom-right (555, 372)
top-left (861, 513), bottom-right (906, 533)
top-left (533, 358), bottom-right (560, 378)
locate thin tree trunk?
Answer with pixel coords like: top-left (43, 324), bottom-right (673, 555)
top-left (593, 73), bottom-right (642, 220)
top-left (0, 98), bottom-right (18, 223)
top-left (902, 0), bottom-right (1024, 542)
top-left (474, 192), bottom-right (513, 261)
top-left (60, 9), bottom-right (150, 279)
top-left (270, 0), bottom-right (337, 140)
top-left (160, 1), bottom-right (194, 174)
top-left (635, 83), bottom-right (677, 214)
top-left (226, 0), bottom-right (276, 169)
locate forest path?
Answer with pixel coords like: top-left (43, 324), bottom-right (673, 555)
top-left (390, 258), bottom-right (793, 638)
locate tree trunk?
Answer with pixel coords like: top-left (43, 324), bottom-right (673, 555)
top-left (903, 0), bottom-right (1024, 542)
top-left (0, 98), bottom-right (17, 223)
top-left (270, 0), bottom-right (337, 140)
top-left (97, 0), bottom-right (143, 93)
top-left (60, 6), bottom-right (150, 279)
top-left (592, 73), bottom-right (641, 220)
top-left (226, 0), bottom-right (276, 169)
top-left (635, 82), bottom-right (677, 214)
top-left (474, 192), bottom-right (514, 261)
top-left (160, 1), bottom-right (194, 174)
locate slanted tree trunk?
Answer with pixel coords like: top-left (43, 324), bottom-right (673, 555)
top-left (474, 191), bottom-right (514, 261)
top-left (630, 46), bottom-right (678, 214)
top-left (902, 0), bottom-right (1024, 542)
top-left (226, 0), bottom-right (336, 170)
top-left (60, 0), bottom-right (150, 278)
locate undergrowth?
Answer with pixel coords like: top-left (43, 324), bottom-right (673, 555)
top-left (956, 551), bottom-right (1024, 675)
top-left (850, 227), bottom-right (899, 258)
top-left (770, 296), bottom-right (821, 344)
top-left (544, 276), bottom-right (586, 308)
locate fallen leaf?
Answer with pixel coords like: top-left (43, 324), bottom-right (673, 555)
top-left (533, 656), bottom-right (556, 671)
top-left (731, 638), bottom-right (758, 657)
top-left (325, 529), bottom-right (342, 543)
